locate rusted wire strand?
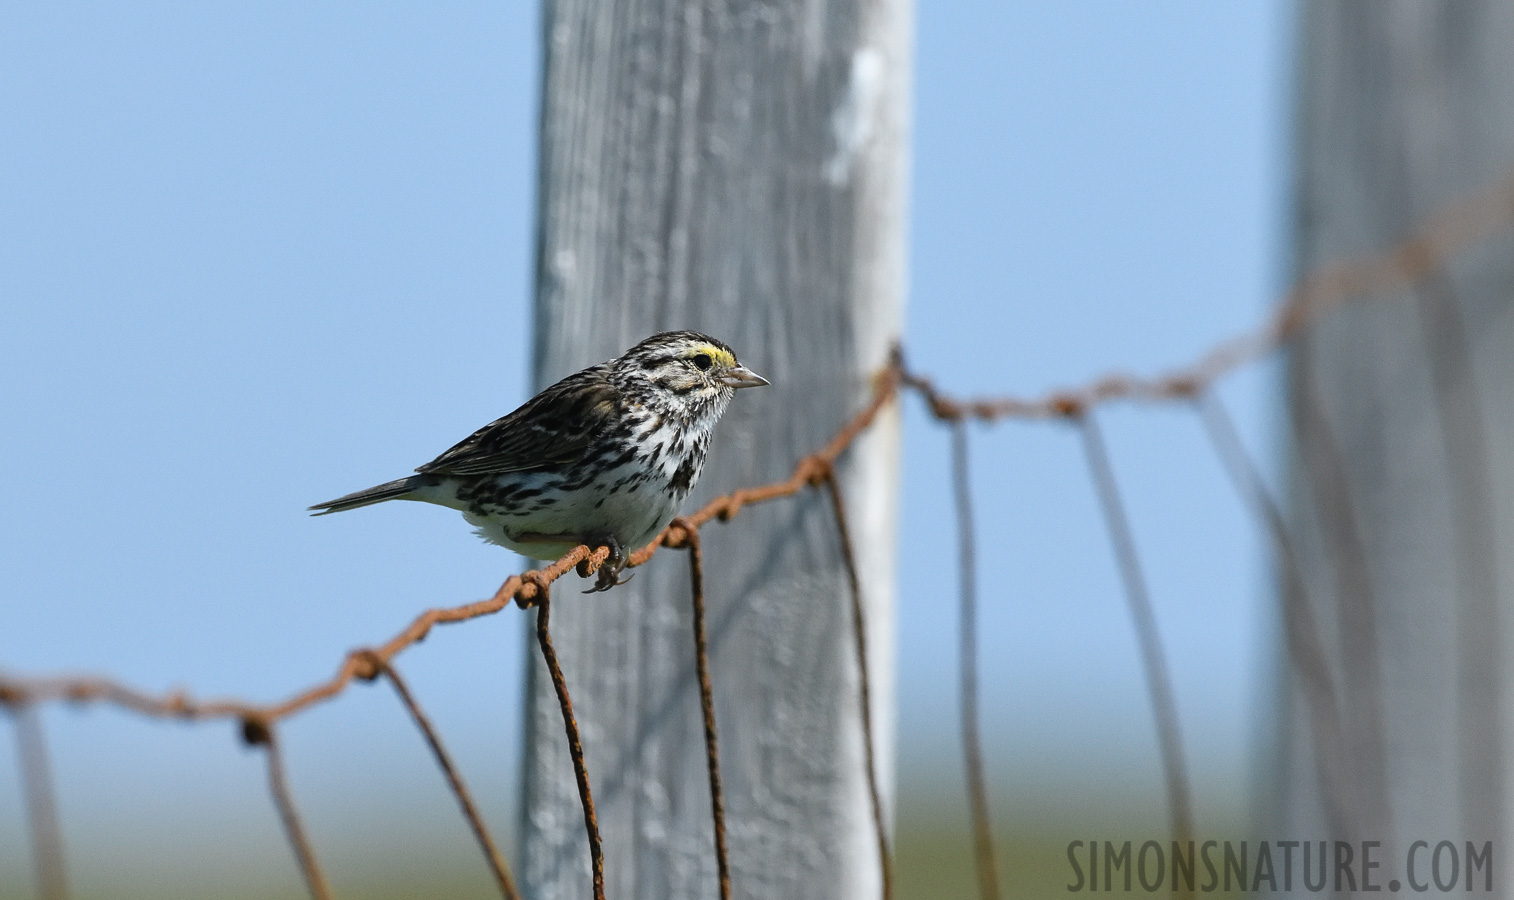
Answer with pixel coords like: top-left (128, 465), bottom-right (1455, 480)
top-left (0, 363), bottom-right (904, 900)
top-left (0, 543), bottom-right (597, 729)
top-left (0, 365), bottom-right (907, 735)
top-left (1289, 348), bottom-right (1391, 841)
top-left (356, 652), bottom-right (520, 900)
top-left (1194, 392), bottom-right (1354, 840)
top-left (899, 167), bottom-right (1514, 423)
top-left (246, 720), bottom-right (332, 900)
top-left (6, 162), bottom-right (1512, 737)
top-left (675, 522), bottom-right (732, 900)
top-left (0, 162), bottom-right (1511, 898)
top-left (822, 471), bottom-right (894, 900)
top-left (1075, 412), bottom-right (1194, 899)
top-left (950, 423), bottom-right (1001, 900)
top-left (7, 703), bottom-right (69, 900)
top-left (533, 592), bottom-right (605, 900)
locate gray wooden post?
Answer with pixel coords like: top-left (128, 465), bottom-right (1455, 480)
top-left (1270, 0), bottom-right (1514, 869)
top-left (518, 2), bottom-right (911, 897)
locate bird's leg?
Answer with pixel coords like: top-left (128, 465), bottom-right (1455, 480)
top-left (583, 535), bottom-right (631, 593)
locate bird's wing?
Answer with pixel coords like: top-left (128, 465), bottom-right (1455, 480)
top-left (416, 368), bottom-right (622, 476)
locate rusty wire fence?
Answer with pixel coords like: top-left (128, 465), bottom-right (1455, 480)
top-left (4, 167), bottom-right (1514, 900)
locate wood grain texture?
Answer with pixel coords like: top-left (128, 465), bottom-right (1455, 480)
top-left (1271, 0), bottom-right (1514, 856)
top-left (519, 1), bottom-right (910, 897)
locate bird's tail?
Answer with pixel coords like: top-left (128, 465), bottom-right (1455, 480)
top-left (308, 476), bottom-right (433, 515)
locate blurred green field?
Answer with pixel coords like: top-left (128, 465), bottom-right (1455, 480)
top-left (897, 821), bottom-right (1083, 900)
top-left (895, 816), bottom-right (1246, 900)
top-left (3, 808), bottom-right (1247, 899)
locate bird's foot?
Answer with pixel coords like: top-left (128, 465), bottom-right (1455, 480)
top-left (583, 536), bottom-right (631, 593)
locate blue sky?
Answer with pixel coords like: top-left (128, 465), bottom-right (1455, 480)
top-left (0, 0), bottom-right (1290, 890)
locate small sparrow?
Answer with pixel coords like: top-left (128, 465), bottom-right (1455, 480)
top-left (311, 331), bottom-right (768, 591)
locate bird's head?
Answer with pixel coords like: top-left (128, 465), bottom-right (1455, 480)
top-left (614, 331), bottom-right (768, 417)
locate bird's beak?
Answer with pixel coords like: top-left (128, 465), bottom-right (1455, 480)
top-left (720, 365), bottom-right (770, 389)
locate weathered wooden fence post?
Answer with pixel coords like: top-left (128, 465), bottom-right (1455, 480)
top-left (1271, 1), bottom-right (1514, 875)
top-left (519, 1), bottom-right (912, 897)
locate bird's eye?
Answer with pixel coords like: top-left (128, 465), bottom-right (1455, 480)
top-left (692, 353), bottom-right (712, 371)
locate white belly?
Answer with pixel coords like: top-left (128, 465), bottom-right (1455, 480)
top-left (460, 462), bottom-right (688, 561)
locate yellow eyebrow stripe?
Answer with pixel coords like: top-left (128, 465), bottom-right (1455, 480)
top-left (693, 344), bottom-right (736, 367)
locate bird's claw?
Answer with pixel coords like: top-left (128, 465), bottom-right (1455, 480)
top-left (584, 571), bottom-right (633, 593)
top-left (582, 537), bottom-right (630, 593)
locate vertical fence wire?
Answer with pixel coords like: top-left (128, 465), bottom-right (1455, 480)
top-left (533, 590), bottom-right (606, 900)
top-left (1411, 270), bottom-right (1506, 844)
top-left (1288, 349), bottom-right (1391, 842)
top-left (9, 703), bottom-right (69, 900)
top-left (677, 523), bottom-right (733, 900)
top-left (823, 472), bottom-right (894, 900)
top-left (361, 653), bottom-right (520, 900)
top-left (246, 720), bottom-right (332, 900)
top-left (3, 152), bottom-right (1513, 900)
top-left (950, 422), bottom-right (1002, 900)
top-left (1195, 391), bottom-right (1354, 839)
top-left (1075, 411), bottom-right (1194, 899)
